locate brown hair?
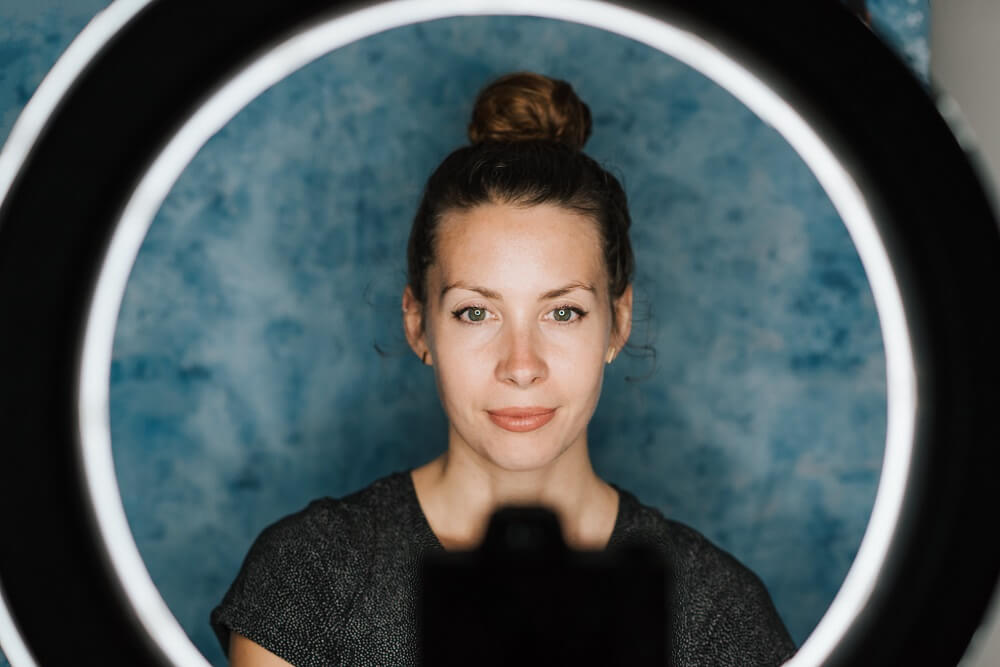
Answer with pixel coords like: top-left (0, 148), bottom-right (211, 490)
top-left (467, 72), bottom-right (592, 149)
top-left (406, 71), bottom-right (635, 335)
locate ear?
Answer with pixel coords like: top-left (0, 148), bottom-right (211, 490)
top-left (611, 284), bottom-right (633, 353)
top-left (402, 285), bottom-right (433, 365)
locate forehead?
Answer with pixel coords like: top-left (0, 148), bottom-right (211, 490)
top-left (433, 202), bottom-right (604, 286)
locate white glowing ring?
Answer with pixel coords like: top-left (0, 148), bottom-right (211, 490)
top-left (0, 1), bottom-right (917, 665)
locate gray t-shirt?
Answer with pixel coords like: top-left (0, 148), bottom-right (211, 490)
top-left (211, 470), bottom-right (796, 666)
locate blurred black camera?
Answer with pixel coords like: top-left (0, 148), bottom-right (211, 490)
top-left (419, 507), bottom-right (669, 666)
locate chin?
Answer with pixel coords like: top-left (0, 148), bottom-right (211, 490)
top-left (479, 436), bottom-right (571, 472)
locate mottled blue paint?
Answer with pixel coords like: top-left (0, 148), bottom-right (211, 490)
top-left (869, 0), bottom-right (932, 79)
top-left (0, 1), bottom-right (930, 665)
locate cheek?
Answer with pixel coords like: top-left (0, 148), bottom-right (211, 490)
top-left (429, 328), bottom-right (489, 406)
top-left (553, 339), bottom-right (607, 393)
top-left (435, 354), bottom-right (478, 396)
top-left (548, 317), bottom-right (610, 361)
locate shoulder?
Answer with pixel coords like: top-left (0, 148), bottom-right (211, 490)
top-left (614, 487), bottom-right (768, 591)
top-left (239, 471), bottom-right (406, 570)
top-left (263, 470), bottom-right (410, 544)
top-left (210, 471), bottom-right (416, 664)
top-left (613, 486), bottom-right (798, 666)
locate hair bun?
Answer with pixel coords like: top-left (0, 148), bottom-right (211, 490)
top-left (467, 72), bottom-right (592, 151)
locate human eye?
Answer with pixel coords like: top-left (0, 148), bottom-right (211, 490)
top-left (547, 305), bottom-right (587, 324)
top-left (451, 305), bottom-right (493, 324)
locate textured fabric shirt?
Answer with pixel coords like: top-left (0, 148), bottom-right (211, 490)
top-left (211, 471), bottom-right (797, 666)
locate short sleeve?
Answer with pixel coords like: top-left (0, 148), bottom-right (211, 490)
top-left (210, 503), bottom-right (342, 667)
top-left (675, 530), bottom-right (797, 666)
top-left (699, 553), bottom-right (797, 665)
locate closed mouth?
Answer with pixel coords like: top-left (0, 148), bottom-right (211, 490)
top-left (486, 407), bottom-right (556, 432)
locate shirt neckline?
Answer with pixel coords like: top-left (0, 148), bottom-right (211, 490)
top-left (399, 469), bottom-right (632, 552)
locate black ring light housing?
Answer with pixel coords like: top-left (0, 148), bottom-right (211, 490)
top-left (0, 1), bottom-right (998, 665)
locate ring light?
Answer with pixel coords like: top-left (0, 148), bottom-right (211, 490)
top-left (0, 1), bottom-right (997, 665)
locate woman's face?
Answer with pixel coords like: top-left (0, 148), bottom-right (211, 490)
top-left (403, 202), bottom-right (632, 472)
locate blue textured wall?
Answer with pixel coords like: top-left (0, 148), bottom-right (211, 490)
top-left (0, 2), bottom-right (928, 665)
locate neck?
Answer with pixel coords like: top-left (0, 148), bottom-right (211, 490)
top-left (411, 430), bottom-right (619, 551)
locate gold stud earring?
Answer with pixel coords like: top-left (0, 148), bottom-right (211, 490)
top-left (606, 347), bottom-right (617, 364)
top-left (422, 350), bottom-right (431, 365)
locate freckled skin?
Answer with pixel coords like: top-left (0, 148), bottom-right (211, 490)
top-left (426, 203), bottom-right (611, 470)
top-left (402, 202), bottom-right (633, 550)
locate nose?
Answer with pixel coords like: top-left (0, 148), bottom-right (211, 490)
top-left (495, 324), bottom-right (548, 387)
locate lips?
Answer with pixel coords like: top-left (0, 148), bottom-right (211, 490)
top-left (486, 407), bottom-right (556, 433)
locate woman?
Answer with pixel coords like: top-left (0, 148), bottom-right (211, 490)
top-left (211, 71), bottom-right (796, 666)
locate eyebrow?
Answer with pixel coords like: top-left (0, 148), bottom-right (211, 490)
top-left (439, 281), bottom-right (596, 304)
